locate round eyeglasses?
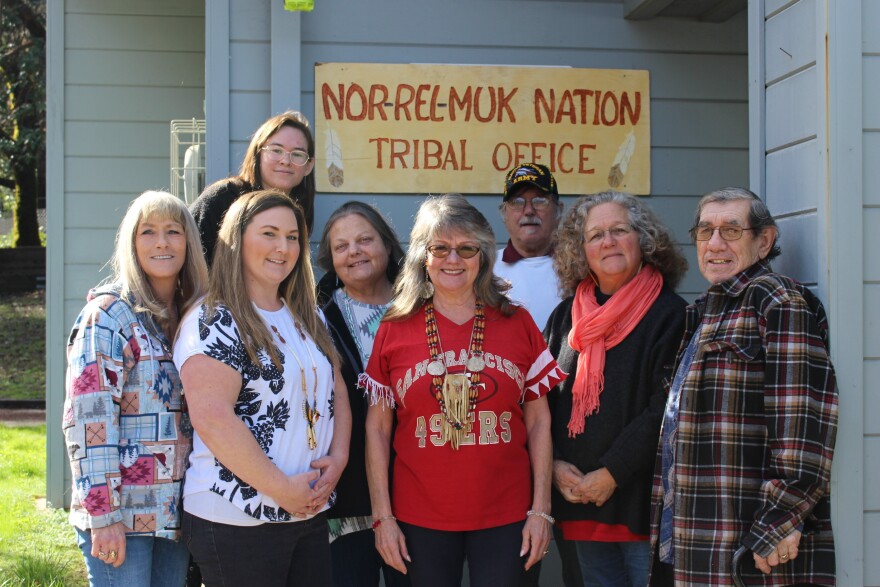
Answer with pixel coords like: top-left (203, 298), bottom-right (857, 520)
top-left (690, 226), bottom-right (757, 241)
top-left (426, 244), bottom-right (481, 259)
top-left (261, 146), bottom-right (311, 166)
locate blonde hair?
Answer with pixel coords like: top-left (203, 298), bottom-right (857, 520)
top-left (384, 194), bottom-right (513, 321)
top-left (108, 190), bottom-right (208, 336)
top-left (207, 190), bottom-right (338, 368)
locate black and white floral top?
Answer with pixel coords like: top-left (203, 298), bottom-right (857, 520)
top-left (173, 302), bottom-right (335, 525)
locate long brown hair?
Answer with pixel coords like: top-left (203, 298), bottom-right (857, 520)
top-left (207, 190), bottom-right (338, 368)
top-left (238, 111), bottom-right (316, 231)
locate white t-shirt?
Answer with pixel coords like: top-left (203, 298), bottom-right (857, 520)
top-left (494, 252), bottom-right (562, 332)
top-left (173, 302), bottom-right (335, 525)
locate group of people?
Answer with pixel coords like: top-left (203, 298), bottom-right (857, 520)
top-left (62, 109), bottom-right (839, 587)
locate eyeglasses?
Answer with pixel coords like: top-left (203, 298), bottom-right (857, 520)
top-left (584, 224), bottom-right (634, 244)
top-left (261, 146), bottom-right (311, 166)
top-left (505, 196), bottom-right (553, 211)
top-left (690, 225), bottom-right (757, 241)
top-left (426, 244), bottom-right (481, 259)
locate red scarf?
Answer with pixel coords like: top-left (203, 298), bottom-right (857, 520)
top-left (566, 264), bottom-right (662, 437)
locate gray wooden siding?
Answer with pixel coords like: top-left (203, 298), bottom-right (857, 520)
top-left (61, 2), bottom-right (205, 320)
top-left (46, 0), bottom-right (206, 506)
top-left (48, 0), bottom-right (751, 515)
top-left (762, 0), bottom-right (820, 286)
top-left (863, 0), bottom-right (880, 582)
top-left (758, 0), bottom-right (870, 583)
top-left (44, 1), bottom-right (873, 582)
top-left (207, 0), bottom-right (750, 302)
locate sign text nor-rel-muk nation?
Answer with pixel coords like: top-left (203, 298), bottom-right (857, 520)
top-left (315, 63), bottom-right (650, 195)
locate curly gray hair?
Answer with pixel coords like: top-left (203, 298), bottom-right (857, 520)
top-left (554, 191), bottom-right (688, 296)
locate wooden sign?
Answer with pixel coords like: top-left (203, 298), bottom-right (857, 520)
top-left (314, 63), bottom-right (650, 195)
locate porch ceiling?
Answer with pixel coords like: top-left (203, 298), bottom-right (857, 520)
top-left (622, 0), bottom-right (747, 22)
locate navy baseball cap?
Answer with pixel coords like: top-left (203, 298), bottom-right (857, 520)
top-left (503, 163), bottom-right (559, 200)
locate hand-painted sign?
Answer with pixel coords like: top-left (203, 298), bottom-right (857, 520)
top-left (314, 63), bottom-right (650, 195)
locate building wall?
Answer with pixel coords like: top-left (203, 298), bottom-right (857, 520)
top-left (761, 0), bottom-right (820, 283)
top-left (862, 0), bottom-right (880, 583)
top-left (752, 0), bottom-right (868, 583)
top-left (47, 0), bottom-right (752, 518)
top-left (46, 0), bottom-right (206, 506)
top-left (211, 0), bottom-right (750, 302)
top-left (45, 1), bottom-right (872, 583)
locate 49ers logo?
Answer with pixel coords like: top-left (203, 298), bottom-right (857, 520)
top-left (415, 411), bottom-right (512, 448)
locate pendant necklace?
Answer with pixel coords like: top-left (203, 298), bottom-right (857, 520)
top-left (424, 299), bottom-right (485, 450)
top-left (271, 315), bottom-right (321, 450)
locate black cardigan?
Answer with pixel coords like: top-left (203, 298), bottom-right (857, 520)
top-left (189, 178), bottom-right (254, 267)
top-left (544, 285), bottom-right (686, 535)
top-left (319, 276), bottom-right (376, 519)
top-left (189, 177), bottom-right (315, 267)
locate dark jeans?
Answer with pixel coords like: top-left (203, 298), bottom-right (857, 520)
top-left (330, 528), bottom-right (411, 587)
top-left (398, 520), bottom-right (527, 587)
top-left (574, 540), bottom-right (650, 587)
top-left (182, 510), bottom-right (332, 587)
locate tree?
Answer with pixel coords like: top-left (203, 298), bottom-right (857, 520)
top-left (92, 394), bottom-right (106, 416)
top-left (0, 0), bottom-right (45, 247)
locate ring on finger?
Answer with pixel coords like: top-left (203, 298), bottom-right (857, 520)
top-left (109, 551), bottom-right (117, 560)
top-left (780, 553), bottom-right (789, 560)
top-left (98, 551), bottom-right (107, 558)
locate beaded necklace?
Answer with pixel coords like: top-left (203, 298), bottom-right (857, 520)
top-left (270, 314), bottom-right (321, 450)
top-left (424, 299), bottom-right (486, 450)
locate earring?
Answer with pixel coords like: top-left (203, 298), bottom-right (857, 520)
top-left (420, 266), bottom-right (435, 299)
top-left (588, 270), bottom-right (600, 288)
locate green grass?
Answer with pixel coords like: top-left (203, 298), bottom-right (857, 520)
top-left (0, 291), bottom-right (46, 401)
top-left (0, 424), bottom-right (87, 586)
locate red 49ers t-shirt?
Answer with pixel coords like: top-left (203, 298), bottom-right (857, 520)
top-left (362, 305), bottom-right (566, 531)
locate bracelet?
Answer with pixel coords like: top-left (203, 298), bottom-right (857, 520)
top-left (527, 510), bottom-right (555, 525)
top-left (371, 515), bottom-right (396, 530)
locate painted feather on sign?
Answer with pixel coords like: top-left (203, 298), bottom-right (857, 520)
top-left (325, 127), bottom-right (345, 188)
top-left (608, 129), bottom-right (636, 188)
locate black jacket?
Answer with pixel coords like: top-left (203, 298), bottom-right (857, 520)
top-left (189, 178), bottom-right (253, 267)
top-left (544, 285), bottom-right (686, 535)
top-left (318, 274), bottom-right (375, 519)
top-left (189, 177), bottom-right (315, 267)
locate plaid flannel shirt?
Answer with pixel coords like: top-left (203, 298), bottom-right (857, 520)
top-left (649, 260), bottom-right (838, 586)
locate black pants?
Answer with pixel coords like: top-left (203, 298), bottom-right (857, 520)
top-left (182, 510), bottom-right (332, 587)
top-left (330, 528), bottom-right (411, 587)
top-left (398, 520), bottom-right (527, 587)
top-left (552, 525), bottom-right (585, 587)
